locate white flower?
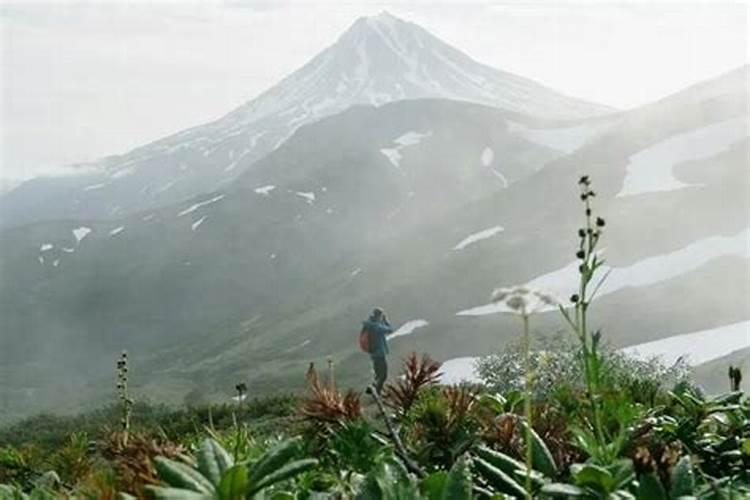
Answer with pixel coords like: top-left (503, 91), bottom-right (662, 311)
top-left (490, 286), bottom-right (558, 316)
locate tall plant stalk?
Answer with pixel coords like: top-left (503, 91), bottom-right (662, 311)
top-left (522, 313), bottom-right (533, 500)
top-left (560, 175), bottom-right (609, 449)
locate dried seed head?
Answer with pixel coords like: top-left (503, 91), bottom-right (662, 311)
top-left (596, 217), bottom-right (606, 227)
top-left (576, 250), bottom-right (585, 259)
top-left (570, 294), bottom-right (579, 303)
top-left (578, 228), bottom-right (586, 238)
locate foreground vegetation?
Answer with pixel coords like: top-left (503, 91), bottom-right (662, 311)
top-left (2, 177), bottom-right (747, 499)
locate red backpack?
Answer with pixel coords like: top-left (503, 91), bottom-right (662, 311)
top-left (359, 326), bottom-right (372, 353)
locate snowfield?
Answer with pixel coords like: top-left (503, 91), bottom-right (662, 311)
top-left (453, 226), bottom-right (504, 251)
top-left (617, 116), bottom-right (749, 197)
top-left (507, 119), bottom-right (617, 154)
top-left (390, 319), bottom-right (429, 339)
top-left (622, 320), bottom-right (750, 366)
top-left (457, 228), bottom-right (749, 316)
top-left (439, 320), bottom-right (750, 385)
top-left (178, 194), bottom-right (225, 216)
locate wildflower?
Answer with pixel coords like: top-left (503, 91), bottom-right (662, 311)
top-left (490, 286), bottom-right (558, 316)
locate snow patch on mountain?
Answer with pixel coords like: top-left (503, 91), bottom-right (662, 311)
top-left (178, 194), bottom-right (225, 216)
top-left (457, 227), bottom-right (750, 316)
top-left (622, 320), bottom-right (750, 367)
top-left (191, 216), bottom-right (206, 231)
top-left (453, 226), bottom-right (504, 251)
top-left (480, 147), bottom-right (494, 166)
top-left (255, 185), bottom-right (276, 196)
top-left (40, 244), bottom-right (53, 252)
top-left (380, 130), bottom-right (432, 167)
top-left (507, 119), bottom-right (617, 154)
top-left (72, 227), bottom-right (91, 243)
top-left (617, 116), bottom-right (749, 197)
top-left (109, 226), bottom-right (125, 236)
top-left (83, 183), bottom-right (107, 192)
top-left (391, 319), bottom-right (429, 339)
top-left (295, 191), bottom-right (316, 203)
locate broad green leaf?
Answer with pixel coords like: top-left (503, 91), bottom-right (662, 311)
top-left (153, 456), bottom-right (215, 493)
top-left (144, 486), bottom-right (213, 500)
top-left (519, 420), bottom-right (557, 477)
top-left (571, 463), bottom-right (613, 491)
top-left (670, 456), bottom-right (695, 498)
top-left (540, 483), bottom-right (587, 497)
top-left (248, 437), bottom-right (302, 485)
top-left (636, 473), bottom-right (667, 500)
top-left (218, 465), bottom-right (249, 500)
top-left (248, 458), bottom-right (318, 496)
top-left (474, 457), bottom-right (526, 498)
top-left (742, 438), bottom-right (750, 456)
top-left (419, 471), bottom-right (448, 500)
top-left (197, 438), bottom-right (234, 487)
top-left (475, 446), bottom-right (527, 476)
top-left (442, 456), bottom-right (472, 500)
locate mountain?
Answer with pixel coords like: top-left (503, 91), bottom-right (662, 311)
top-left (0, 12), bottom-right (612, 230)
top-left (0, 64), bottom-right (746, 423)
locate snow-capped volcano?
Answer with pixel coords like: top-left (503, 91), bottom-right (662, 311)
top-left (0, 12), bottom-right (612, 229)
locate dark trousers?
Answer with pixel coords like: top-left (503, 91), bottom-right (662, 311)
top-left (371, 355), bottom-right (388, 393)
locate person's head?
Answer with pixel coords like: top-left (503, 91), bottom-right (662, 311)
top-left (371, 307), bottom-right (384, 320)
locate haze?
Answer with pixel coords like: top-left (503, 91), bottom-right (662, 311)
top-left (0, 0), bottom-right (747, 186)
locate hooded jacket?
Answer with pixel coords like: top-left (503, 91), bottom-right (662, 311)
top-left (362, 316), bottom-right (393, 357)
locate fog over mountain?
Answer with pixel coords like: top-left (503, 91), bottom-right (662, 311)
top-left (0, 13), bottom-right (747, 423)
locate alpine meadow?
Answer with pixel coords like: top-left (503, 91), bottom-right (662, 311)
top-left (0, 4), bottom-right (748, 499)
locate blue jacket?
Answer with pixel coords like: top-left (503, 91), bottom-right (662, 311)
top-left (363, 317), bottom-right (393, 357)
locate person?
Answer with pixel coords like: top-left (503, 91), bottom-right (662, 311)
top-left (362, 307), bottom-right (394, 394)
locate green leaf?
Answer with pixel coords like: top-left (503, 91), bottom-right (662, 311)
top-left (247, 437), bottom-right (302, 485)
top-left (636, 473), bottom-right (667, 500)
top-left (571, 463), bottom-right (613, 492)
top-left (519, 420), bottom-right (557, 477)
top-left (197, 438), bottom-right (234, 487)
top-left (475, 446), bottom-right (527, 476)
top-left (442, 456), bottom-right (472, 500)
top-left (670, 456), bottom-right (695, 498)
top-left (153, 457), bottom-right (215, 493)
top-left (473, 457), bottom-right (526, 498)
top-left (217, 465), bottom-right (249, 500)
top-left (540, 483), bottom-right (587, 497)
top-left (144, 486), bottom-right (213, 500)
top-left (419, 472), bottom-right (448, 500)
top-left (742, 438), bottom-right (750, 456)
top-left (248, 458), bottom-right (318, 496)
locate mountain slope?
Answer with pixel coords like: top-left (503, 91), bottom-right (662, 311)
top-left (0, 67), bottom-right (746, 423)
top-left (0, 12), bottom-right (612, 230)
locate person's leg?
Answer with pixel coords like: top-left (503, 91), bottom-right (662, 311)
top-left (373, 356), bottom-right (387, 394)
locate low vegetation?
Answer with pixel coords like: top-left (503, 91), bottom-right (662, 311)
top-left (1, 177), bottom-right (747, 499)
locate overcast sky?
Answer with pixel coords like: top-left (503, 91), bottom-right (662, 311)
top-left (0, 0), bottom-right (747, 183)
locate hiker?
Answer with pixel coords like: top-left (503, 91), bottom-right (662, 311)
top-left (362, 307), bottom-right (394, 394)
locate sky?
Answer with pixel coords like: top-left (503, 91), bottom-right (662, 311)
top-left (0, 0), bottom-right (747, 184)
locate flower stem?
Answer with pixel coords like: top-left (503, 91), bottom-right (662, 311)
top-left (522, 313), bottom-right (533, 500)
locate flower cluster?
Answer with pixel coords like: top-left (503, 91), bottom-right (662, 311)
top-left (570, 175), bottom-right (606, 305)
top-left (491, 286), bottom-right (558, 316)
